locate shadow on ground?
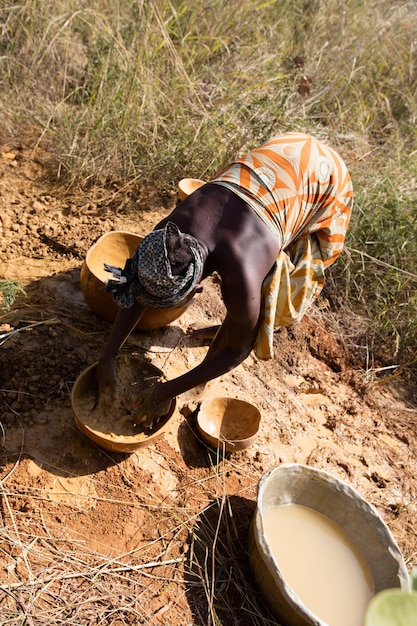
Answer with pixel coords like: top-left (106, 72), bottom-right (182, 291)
top-left (184, 494), bottom-right (278, 626)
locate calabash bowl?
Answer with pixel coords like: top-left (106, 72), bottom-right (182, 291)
top-left (80, 230), bottom-right (191, 330)
top-left (178, 178), bottom-right (207, 201)
top-left (196, 396), bottom-right (261, 452)
top-left (71, 359), bottom-right (176, 453)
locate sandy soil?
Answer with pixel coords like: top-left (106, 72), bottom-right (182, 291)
top-left (1, 140), bottom-right (416, 625)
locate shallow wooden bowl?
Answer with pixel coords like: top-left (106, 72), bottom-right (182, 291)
top-left (80, 231), bottom-right (191, 330)
top-left (71, 359), bottom-right (176, 453)
top-left (178, 178), bottom-right (206, 201)
top-left (196, 396), bottom-right (261, 452)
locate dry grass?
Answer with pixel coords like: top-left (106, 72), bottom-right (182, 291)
top-left (0, 504), bottom-right (183, 623)
top-left (0, 443), bottom-right (273, 625)
top-left (2, 1), bottom-right (414, 183)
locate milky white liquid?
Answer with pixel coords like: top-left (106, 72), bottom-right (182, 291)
top-left (262, 503), bottom-right (374, 626)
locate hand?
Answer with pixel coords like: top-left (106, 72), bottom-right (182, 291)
top-left (133, 383), bottom-right (174, 433)
top-left (95, 357), bottom-right (117, 408)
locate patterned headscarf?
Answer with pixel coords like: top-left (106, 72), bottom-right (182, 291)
top-left (104, 222), bottom-right (204, 309)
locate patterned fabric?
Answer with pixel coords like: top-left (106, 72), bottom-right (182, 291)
top-left (210, 132), bottom-right (353, 359)
top-left (104, 222), bottom-right (204, 309)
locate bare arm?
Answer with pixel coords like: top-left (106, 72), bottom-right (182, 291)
top-left (96, 300), bottom-right (146, 395)
top-left (151, 265), bottom-right (262, 406)
top-left (155, 315), bottom-right (257, 402)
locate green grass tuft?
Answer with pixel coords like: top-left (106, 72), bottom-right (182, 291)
top-left (0, 280), bottom-right (26, 313)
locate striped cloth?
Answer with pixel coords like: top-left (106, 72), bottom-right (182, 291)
top-left (210, 132), bottom-right (353, 359)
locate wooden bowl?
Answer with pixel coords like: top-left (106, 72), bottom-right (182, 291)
top-left (80, 231), bottom-right (191, 330)
top-left (71, 358), bottom-right (176, 453)
top-left (196, 396), bottom-right (261, 452)
top-left (178, 178), bottom-right (206, 201)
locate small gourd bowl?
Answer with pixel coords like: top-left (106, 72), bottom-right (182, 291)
top-left (80, 231), bottom-right (191, 330)
top-left (178, 178), bottom-right (206, 201)
top-left (196, 396), bottom-right (261, 452)
top-left (71, 360), bottom-right (176, 453)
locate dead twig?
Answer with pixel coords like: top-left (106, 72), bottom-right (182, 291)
top-left (1, 586), bottom-right (36, 626)
top-left (0, 318), bottom-right (60, 346)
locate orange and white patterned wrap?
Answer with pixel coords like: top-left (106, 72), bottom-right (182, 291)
top-left (211, 132), bottom-right (353, 359)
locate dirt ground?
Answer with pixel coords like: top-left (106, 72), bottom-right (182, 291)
top-left (1, 140), bottom-right (417, 625)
